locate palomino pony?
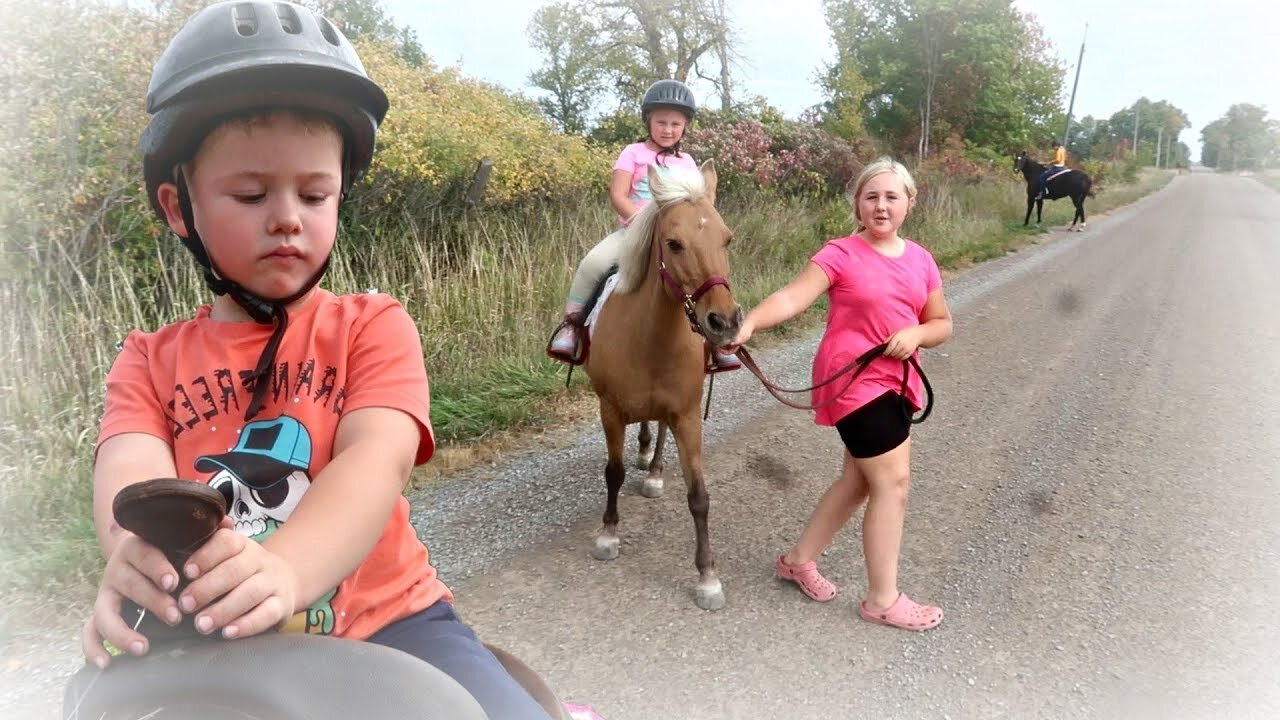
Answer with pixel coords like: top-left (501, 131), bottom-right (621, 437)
top-left (1014, 152), bottom-right (1095, 231)
top-left (583, 160), bottom-right (740, 611)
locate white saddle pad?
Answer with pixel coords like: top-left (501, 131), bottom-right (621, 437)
top-left (584, 274), bottom-right (620, 341)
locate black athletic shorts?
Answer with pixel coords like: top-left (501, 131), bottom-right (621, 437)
top-left (834, 390), bottom-right (911, 459)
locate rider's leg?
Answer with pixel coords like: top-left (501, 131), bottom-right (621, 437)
top-left (549, 228), bottom-right (627, 361)
top-left (367, 600), bottom-right (553, 720)
top-left (1037, 170), bottom-right (1049, 199)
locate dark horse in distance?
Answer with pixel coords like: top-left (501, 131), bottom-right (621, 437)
top-left (1014, 152), bottom-right (1095, 231)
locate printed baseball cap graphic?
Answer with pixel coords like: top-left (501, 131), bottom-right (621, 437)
top-left (196, 416), bottom-right (312, 489)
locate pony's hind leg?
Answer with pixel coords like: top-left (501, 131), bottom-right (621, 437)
top-left (636, 421), bottom-right (654, 469)
top-left (639, 422), bottom-right (667, 498)
top-left (593, 406), bottom-right (627, 561)
top-left (669, 415), bottom-right (724, 610)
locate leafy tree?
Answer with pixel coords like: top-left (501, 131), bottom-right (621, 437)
top-left (527, 3), bottom-right (612, 134)
top-left (310, 0), bottom-right (425, 66)
top-left (1201, 103), bottom-right (1278, 170)
top-left (820, 0), bottom-right (1064, 157)
top-left (1103, 98), bottom-right (1192, 166)
top-left (525, 0), bottom-right (739, 124)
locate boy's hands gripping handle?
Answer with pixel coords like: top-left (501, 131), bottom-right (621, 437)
top-left (112, 478), bottom-right (227, 645)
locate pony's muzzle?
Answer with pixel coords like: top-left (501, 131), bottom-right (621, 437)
top-left (702, 305), bottom-right (743, 346)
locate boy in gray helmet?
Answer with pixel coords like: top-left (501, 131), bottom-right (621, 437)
top-left (81, 3), bottom-right (549, 717)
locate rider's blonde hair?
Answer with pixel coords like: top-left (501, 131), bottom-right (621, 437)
top-left (849, 157), bottom-right (917, 232)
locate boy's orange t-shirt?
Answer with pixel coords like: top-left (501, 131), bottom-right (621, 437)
top-left (98, 289), bottom-right (451, 640)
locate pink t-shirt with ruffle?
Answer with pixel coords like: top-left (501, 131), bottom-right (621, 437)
top-left (809, 234), bottom-right (942, 426)
top-left (613, 142), bottom-right (698, 222)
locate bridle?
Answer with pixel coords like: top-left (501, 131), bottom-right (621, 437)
top-left (656, 239), bottom-right (730, 335)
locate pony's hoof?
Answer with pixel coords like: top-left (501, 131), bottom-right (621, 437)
top-left (635, 449), bottom-right (654, 470)
top-left (695, 580), bottom-right (725, 611)
top-left (592, 536), bottom-right (619, 561)
top-left (639, 477), bottom-right (664, 498)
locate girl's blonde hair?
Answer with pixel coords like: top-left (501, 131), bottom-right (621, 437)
top-left (849, 156), bottom-right (918, 232)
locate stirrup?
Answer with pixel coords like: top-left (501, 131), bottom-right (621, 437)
top-left (705, 352), bottom-right (741, 375)
top-left (546, 318), bottom-right (586, 366)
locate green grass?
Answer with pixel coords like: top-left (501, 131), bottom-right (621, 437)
top-left (0, 168), bottom-right (1175, 623)
top-left (1253, 170), bottom-right (1280, 194)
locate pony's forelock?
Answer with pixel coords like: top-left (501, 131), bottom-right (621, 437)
top-left (615, 166), bottom-right (707, 293)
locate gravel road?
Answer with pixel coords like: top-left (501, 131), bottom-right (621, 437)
top-left (5, 170), bottom-right (1277, 720)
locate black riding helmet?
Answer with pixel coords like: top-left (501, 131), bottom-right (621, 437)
top-left (639, 80), bottom-right (696, 154)
top-left (640, 79), bottom-right (697, 120)
top-left (141, 0), bottom-right (389, 421)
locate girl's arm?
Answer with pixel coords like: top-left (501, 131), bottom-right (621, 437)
top-left (916, 288), bottom-right (953, 348)
top-left (609, 169), bottom-right (639, 223)
top-left (883, 288), bottom-right (953, 359)
top-left (725, 262), bottom-right (831, 351)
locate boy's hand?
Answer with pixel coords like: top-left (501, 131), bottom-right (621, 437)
top-left (178, 522), bottom-right (300, 640)
top-left (883, 326), bottom-right (923, 360)
top-left (81, 533), bottom-right (183, 669)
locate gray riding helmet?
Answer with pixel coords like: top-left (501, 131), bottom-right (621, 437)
top-left (640, 79), bottom-right (697, 120)
top-left (141, 0), bottom-right (389, 220)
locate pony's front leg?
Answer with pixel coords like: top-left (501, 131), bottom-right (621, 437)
top-left (593, 405), bottom-right (627, 561)
top-left (670, 414), bottom-right (724, 610)
top-left (1024, 196), bottom-right (1034, 226)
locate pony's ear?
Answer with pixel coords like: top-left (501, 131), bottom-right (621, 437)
top-left (646, 162), bottom-right (665, 196)
top-left (699, 159), bottom-right (718, 205)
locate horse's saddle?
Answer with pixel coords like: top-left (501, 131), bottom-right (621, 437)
top-left (1045, 167), bottom-right (1072, 182)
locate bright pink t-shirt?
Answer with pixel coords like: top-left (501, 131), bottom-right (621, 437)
top-left (613, 142), bottom-right (698, 222)
top-left (809, 234), bottom-right (943, 426)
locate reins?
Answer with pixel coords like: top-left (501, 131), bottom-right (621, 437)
top-left (736, 343), bottom-right (933, 424)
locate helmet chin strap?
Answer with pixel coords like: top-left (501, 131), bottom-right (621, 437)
top-left (648, 134), bottom-right (681, 159)
top-left (175, 171), bottom-right (329, 422)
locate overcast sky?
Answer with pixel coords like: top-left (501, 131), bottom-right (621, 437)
top-left (382, 0), bottom-right (1280, 160)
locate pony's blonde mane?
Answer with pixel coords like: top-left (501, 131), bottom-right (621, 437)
top-left (614, 165), bottom-right (708, 294)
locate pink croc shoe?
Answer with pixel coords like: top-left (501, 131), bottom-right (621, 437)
top-left (775, 554), bottom-right (837, 602)
top-left (858, 593), bottom-right (943, 631)
top-left (564, 703), bottom-right (605, 720)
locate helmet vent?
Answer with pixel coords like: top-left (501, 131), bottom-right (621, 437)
top-left (232, 3), bottom-right (259, 37)
top-left (317, 16), bottom-right (341, 46)
top-left (275, 3), bottom-right (302, 35)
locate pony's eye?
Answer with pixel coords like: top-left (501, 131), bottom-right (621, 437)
top-left (665, 239), bottom-right (683, 254)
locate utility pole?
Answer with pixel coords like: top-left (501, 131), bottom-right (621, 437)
top-left (1156, 126), bottom-right (1163, 167)
top-left (1132, 104), bottom-right (1140, 158)
top-left (1062, 23), bottom-right (1087, 148)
